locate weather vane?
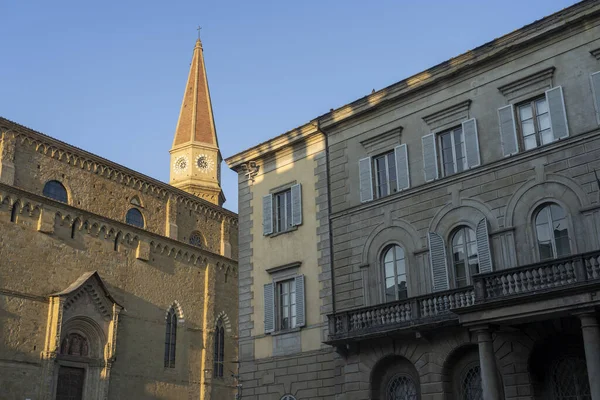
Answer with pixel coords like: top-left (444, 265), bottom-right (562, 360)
top-left (197, 26), bottom-right (202, 40)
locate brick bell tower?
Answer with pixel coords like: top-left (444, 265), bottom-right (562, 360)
top-left (169, 37), bottom-right (225, 206)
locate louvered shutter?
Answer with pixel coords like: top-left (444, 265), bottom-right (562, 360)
top-left (291, 183), bottom-right (302, 226)
top-left (476, 218), bottom-right (493, 274)
top-left (394, 144), bottom-right (410, 191)
top-left (498, 105), bottom-right (518, 157)
top-left (295, 275), bottom-right (306, 328)
top-left (264, 283), bottom-right (275, 333)
top-left (462, 118), bottom-right (481, 168)
top-left (359, 157), bottom-right (373, 203)
top-left (262, 194), bottom-right (273, 235)
top-left (428, 232), bottom-right (449, 291)
top-left (592, 72), bottom-right (600, 125)
top-left (422, 133), bottom-right (438, 182)
top-left (546, 86), bottom-right (569, 140)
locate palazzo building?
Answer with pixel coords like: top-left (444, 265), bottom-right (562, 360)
top-left (227, 1), bottom-right (600, 399)
top-left (0, 38), bottom-right (238, 399)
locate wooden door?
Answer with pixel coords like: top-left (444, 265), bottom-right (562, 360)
top-left (56, 366), bottom-right (85, 400)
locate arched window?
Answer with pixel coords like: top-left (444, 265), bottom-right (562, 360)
top-left (281, 396), bottom-right (297, 400)
top-left (126, 208), bottom-right (144, 228)
top-left (60, 333), bottom-right (89, 357)
top-left (189, 231), bottom-right (203, 247)
top-left (10, 202), bottom-right (18, 223)
top-left (459, 364), bottom-right (483, 400)
top-left (383, 245), bottom-right (407, 302)
top-left (43, 180), bottom-right (68, 203)
top-left (451, 227), bottom-right (479, 288)
top-left (164, 308), bottom-right (177, 368)
top-left (535, 203), bottom-right (570, 261)
top-left (213, 319), bottom-right (225, 378)
top-left (386, 373), bottom-right (418, 400)
top-left (550, 357), bottom-right (590, 399)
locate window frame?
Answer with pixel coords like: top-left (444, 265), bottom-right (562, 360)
top-left (164, 308), bottom-right (177, 368)
top-left (43, 180), bottom-right (69, 204)
top-left (372, 150), bottom-right (397, 199)
top-left (534, 203), bottom-right (571, 262)
top-left (449, 226), bottom-right (480, 288)
top-left (273, 188), bottom-right (293, 234)
top-left (125, 207), bottom-right (145, 228)
top-left (275, 278), bottom-right (297, 331)
top-left (213, 320), bottom-right (225, 378)
top-left (437, 126), bottom-right (467, 178)
top-left (515, 95), bottom-right (552, 151)
top-left (381, 244), bottom-right (408, 303)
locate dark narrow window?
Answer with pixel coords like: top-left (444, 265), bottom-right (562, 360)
top-left (10, 203), bottom-right (18, 223)
top-left (71, 219), bottom-right (79, 239)
top-left (43, 180), bottom-right (68, 203)
top-left (126, 208), bottom-right (144, 228)
top-left (164, 308), bottom-right (177, 368)
top-left (213, 319), bottom-right (225, 377)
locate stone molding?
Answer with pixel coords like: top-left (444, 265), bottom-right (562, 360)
top-left (497, 66), bottom-right (555, 102)
top-left (422, 100), bottom-right (472, 132)
top-left (0, 184), bottom-right (237, 276)
top-left (591, 48), bottom-right (600, 60)
top-left (360, 126), bottom-right (403, 155)
top-left (0, 119), bottom-right (237, 224)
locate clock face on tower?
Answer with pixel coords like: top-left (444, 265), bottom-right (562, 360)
top-left (173, 156), bottom-right (189, 174)
top-left (195, 154), bottom-right (214, 173)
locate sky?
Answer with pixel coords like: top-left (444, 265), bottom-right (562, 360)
top-left (0, 0), bottom-right (579, 212)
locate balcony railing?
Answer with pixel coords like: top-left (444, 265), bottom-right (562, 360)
top-left (327, 250), bottom-right (600, 343)
top-left (473, 250), bottom-right (600, 301)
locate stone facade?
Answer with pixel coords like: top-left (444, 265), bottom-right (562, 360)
top-left (229, 1), bottom-right (600, 399)
top-left (0, 38), bottom-right (238, 400)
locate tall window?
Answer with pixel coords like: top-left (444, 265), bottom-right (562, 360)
top-left (164, 308), bottom-right (177, 368)
top-left (535, 203), bottom-right (570, 261)
top-left (460, 365), bottom-right (483, 400)
top-left (189, 231), bottom-right (203, 247)
top-left (439, 126), bottom-right (466, 177)
top-left (451, 227), bottom-right (479, 288)
top-left (517, 97), bottom-right (552, 151)
top-left (277, 279), bottom-right (296, 330)
top-left (383, 245), bottom-right (407, 302)
top-left (274, 189), bottom-right (292, 233)
top-left (213, 320), bottom-right (225, 378)
top-left (373, 151), bottom-right (397, 198)
top-left (43, 180), bottom-right (68, 203)
top-left (126, 208), bottom-right (144, 228)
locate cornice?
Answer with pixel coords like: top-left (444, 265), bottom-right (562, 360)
top-left (0, 118), bottom-right (237, 224)
top-left (0, 182), bottom-right (238, 274)
top-left (497, 66), bottom-right (555, 101)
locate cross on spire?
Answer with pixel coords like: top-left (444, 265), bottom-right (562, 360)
top-left (197, 26), bottom-right (202, 40)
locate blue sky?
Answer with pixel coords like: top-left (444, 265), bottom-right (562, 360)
top-left (0, 0), bottom-right (578, 212)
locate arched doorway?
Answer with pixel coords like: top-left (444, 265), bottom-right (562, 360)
top-left (529, 335), bottom-right (590, 399)
top-left (370, 355), bottom-right (420, 400)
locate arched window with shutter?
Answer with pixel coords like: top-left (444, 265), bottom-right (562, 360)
top-left (450, 226), bottom-right (479, 288)
top-left (213, 319), bottom-right (225, 377)
top-left (382, 245), bottom-right (408, 302)
top-left (164, 307), bottom-right (177, 368)
top-left (534, 203), bottom-right (570, 261)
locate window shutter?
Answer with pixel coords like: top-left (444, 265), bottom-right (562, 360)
top-left (262, 194), bottom-right (273, 236)
top-left (498, 105), bottom-right (519, 157)
top-left (394, 144), bottom-right (410, 191)
top-left (295, 275), bottom-right (306, 328)
top-left (462, 118), bottom-right (481, 168)
top-left (359, 157), bottom-right (373, 203)
top-left (591, 72), bottom-right (600, 125)
top-left (546, 86), bottom-right (569, 140)
top-left (476, 218), bottom-right (493, 274)
top-left (264, 283), bottom-right (275, 333)
top-left (291, 183), bottom-right (302, 226)
top-left (428, 232), bottom-right (449, 291)
top-left (422, 133), bottom-right (438, 182)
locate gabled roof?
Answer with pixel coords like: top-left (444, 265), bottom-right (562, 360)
top-left (52, 271), bottom-right (123, 308)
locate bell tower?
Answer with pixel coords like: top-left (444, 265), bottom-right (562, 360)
top-left (169, 38), bottom-right (225, 206)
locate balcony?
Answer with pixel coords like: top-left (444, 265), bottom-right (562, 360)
top-left (326, 250), bottom-right (600, 345)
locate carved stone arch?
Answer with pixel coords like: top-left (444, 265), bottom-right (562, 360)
top-left (362, 220), bottom-right (421, 305)
top-left (370, 355), bottom-right (421, 400)
top-left (505, 173), bottom-right (589, 227)
top-left (60, 316), bottom-right (106, 359)
top-left (165, 301), bottom-right (185, 322)
top-left (505, 174), bottom-right (589, 265)
top-left (429, 198), bottom-right (498, 238)
top-left (215, 311), bottom-right (232, 334)
top-left (130, 195), bottom-right (143, 208)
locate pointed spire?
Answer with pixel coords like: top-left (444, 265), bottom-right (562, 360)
top-left (172, 37), bottom-right (218, 148)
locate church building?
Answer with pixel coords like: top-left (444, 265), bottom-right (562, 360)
top-left (0, 38), bottom-right (238, 400)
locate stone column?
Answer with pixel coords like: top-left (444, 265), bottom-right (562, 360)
top-left (475, 327), bottom-right (502, 400)
top-left (578, 312), bottom-right (600, 400)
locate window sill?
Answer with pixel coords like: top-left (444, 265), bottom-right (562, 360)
top-left (269, 327), bottom-right (301, 337)
top-left (269, 226), bottom-right (298, 238)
